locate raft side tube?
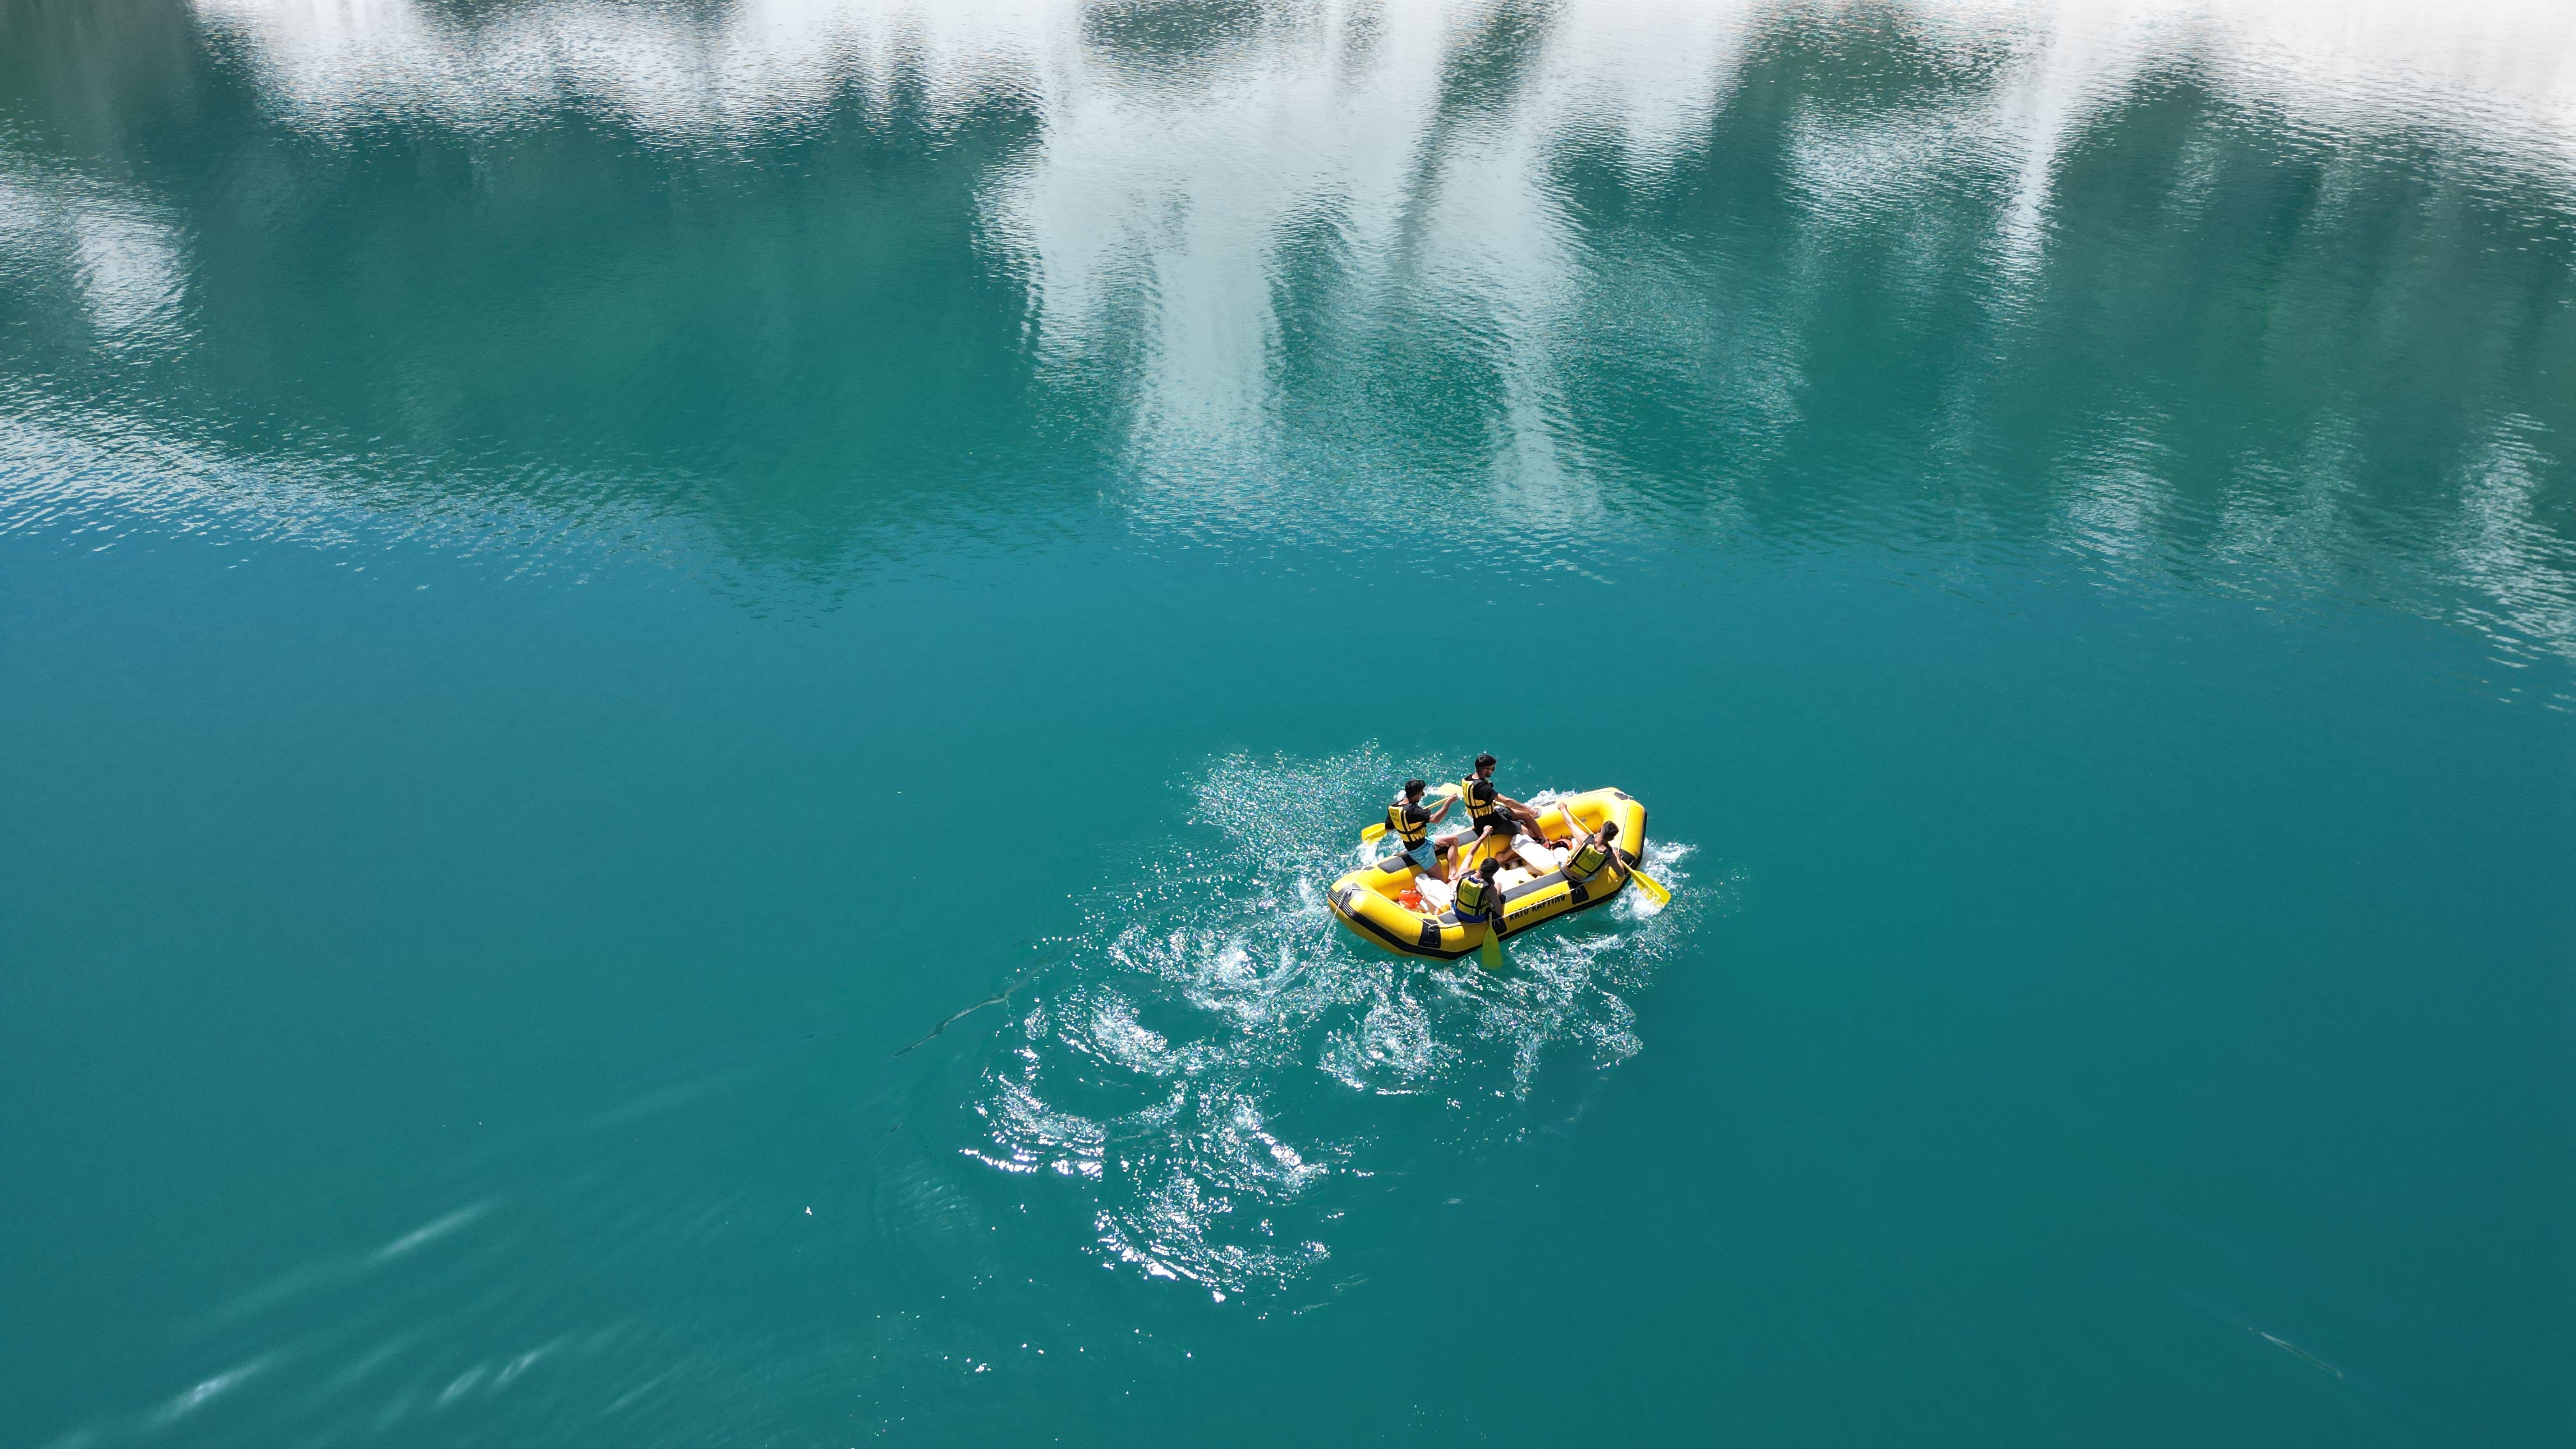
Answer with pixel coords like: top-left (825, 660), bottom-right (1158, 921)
top-left (1326, 786), bottom-right (1648, 963)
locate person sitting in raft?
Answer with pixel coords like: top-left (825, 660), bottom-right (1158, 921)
top-left (1561, 818), bottom-right (1637, 885)
top-left (1450, 855), bottom-right (1504, 937)
top-left (1383, 778), bottom-right (1455, 877)
top-left (1454, 753), bottom-right (1544, 839)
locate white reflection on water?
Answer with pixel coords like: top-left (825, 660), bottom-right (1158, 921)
top-left (0, 162), bottom-right (192, 353)
top-left (196, 0), bottom-right (2576, 141)
top-left (189, 0), bottom-right (2576, 438)
top-left (7, 0), bottom-right (2558, 670)
top-left (2445, 415), bottom-right (2576, 661)
top-left (195, 0), bottom-right (1059, 135)
top-left (194, 1), bottom-right (2576, 187)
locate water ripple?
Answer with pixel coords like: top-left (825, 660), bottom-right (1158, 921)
top-left (962, 746), bottom-right (1697, 1296)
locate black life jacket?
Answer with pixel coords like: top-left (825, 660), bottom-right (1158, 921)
top-left (1386, 801), bottom-right (1428, 847)
top-left (1453, 874), bottom-right (1495, 919)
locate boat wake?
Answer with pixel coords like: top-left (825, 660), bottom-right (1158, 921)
top-left (960, 746), bottom-right (1698, 1298)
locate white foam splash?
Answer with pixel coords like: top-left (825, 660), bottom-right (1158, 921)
top-left (962, 746), bottom-right (1694, 1294)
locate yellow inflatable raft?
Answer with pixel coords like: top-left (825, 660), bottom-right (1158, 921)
top-left (1327, 787), bottom-right (1648, 963)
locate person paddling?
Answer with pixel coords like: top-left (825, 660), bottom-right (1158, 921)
top-left (1451, 855), bottom-right (1503, 940)
top-left (1382, 778), bottom-right (1455, 878)
top-left (1561, 817), bottom-right (1636, 886)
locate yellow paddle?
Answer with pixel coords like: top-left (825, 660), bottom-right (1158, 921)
top-left (1359, 783), bottom-right (1457, 843)
top-left (1625, 861), bottom-right (1673, 907)
top-left (1553, 792), bottom-right (1671, 907)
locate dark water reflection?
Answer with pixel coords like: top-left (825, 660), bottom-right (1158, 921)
top-left (5, 0), bottom-right (2572, 654)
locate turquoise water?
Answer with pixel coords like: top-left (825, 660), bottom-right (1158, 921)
top-left (4, 1), bottom-right (2573, 1444)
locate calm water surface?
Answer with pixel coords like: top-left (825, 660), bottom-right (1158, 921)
top-left (3, 1), bottom-right (2572, 1445)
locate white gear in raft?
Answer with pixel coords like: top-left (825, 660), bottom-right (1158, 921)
top-left (1328, 786), bottom-right (1647, 963)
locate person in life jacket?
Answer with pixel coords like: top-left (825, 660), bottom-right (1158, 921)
top-left (1450, 856), bottom-right (1504, 935)
top-left (1383, 778), bottom-right (1455, 878)
top-left (1455, 753), bottom-right (1543, 837)
top-left (1561, 818), bottom-right (1636, 885)
top-left (1441, 753), bottom-right (1540, 879)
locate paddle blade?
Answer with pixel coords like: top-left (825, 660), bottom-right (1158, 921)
top-left (1628, 868), bottom-right (1671, 907)
top-left (1480, 933), bottom-right (1503, 968)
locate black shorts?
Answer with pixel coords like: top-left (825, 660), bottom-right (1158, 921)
top-left (1470, 813), bottom-right (1515, 839)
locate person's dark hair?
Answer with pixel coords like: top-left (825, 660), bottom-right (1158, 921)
top-left (1476, 856), bottom-right (1499, 880)
top-left (1600, 821), bottom-right (1619, 840)
top-left (1404, 779), bottom-right (1426, 799)
top-left (1475, 753), bottom-right (1497, 772)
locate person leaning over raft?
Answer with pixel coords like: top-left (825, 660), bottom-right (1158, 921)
top-left (1383, 778), bottom-right (1455, 878)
